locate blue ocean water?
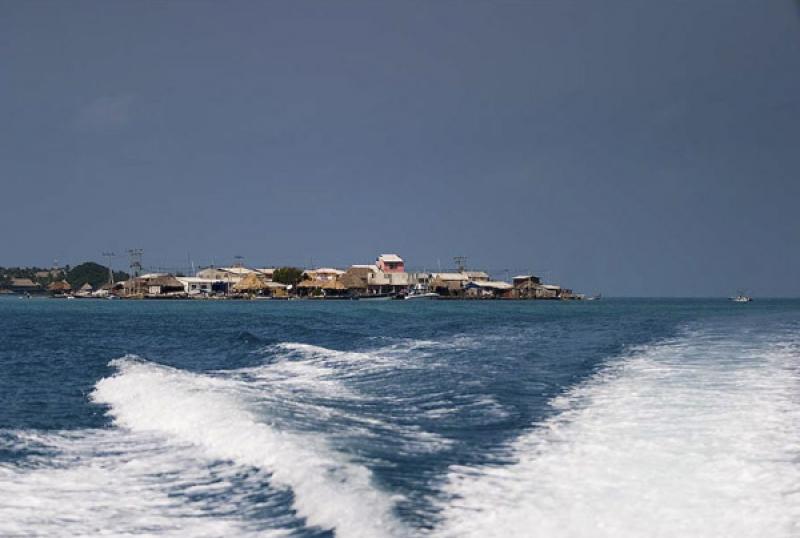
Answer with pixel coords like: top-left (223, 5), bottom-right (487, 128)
top-left (1, 297), bottom-right (799, 537)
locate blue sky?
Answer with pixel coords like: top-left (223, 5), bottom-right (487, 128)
top-left (2, 1), bottom-right (799, 296)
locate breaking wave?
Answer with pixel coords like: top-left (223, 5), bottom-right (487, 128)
top-left (90, 356), bottom-right (406, 538)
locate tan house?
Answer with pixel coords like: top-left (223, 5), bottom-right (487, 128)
top-left (430, 273), bottom-right (469, 296)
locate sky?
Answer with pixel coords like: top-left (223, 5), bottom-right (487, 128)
top-left (1, 1), bottom-right (799, 296)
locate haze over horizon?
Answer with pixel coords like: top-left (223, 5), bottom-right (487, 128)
top-left (2, 1), bottom-right (799, 297)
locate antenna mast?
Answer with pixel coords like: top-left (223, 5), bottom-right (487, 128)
top-left (102, 252), bottom-right (116, 287)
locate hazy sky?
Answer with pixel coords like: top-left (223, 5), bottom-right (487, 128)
top-left (2, 1), bottom-right (799, 296)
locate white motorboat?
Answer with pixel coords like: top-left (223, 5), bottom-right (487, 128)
top-left (730, 295), bottom-right (752, 303)
top-left (405, 284), bottom-right (440, 300)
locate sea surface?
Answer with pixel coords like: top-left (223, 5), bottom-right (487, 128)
top-left (1, 297), bottom-right (799, 537)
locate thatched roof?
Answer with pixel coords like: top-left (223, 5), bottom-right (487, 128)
top-left (340, 267), bottom-right (372, 289)
top-left (233, 272), bottom-right (269, 291)
top-left (10, 278), bottom-right (38, 288)
top-left (48, 280), bottom-right (72, 291)
top-left (297, 279), bottom-right (346, 291)
top-left (79, 282), bottom-right (93, 291)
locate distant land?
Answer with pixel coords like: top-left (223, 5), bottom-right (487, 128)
top-left (0, 253), bottom-right (584, 301)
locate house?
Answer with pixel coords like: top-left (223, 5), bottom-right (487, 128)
top-left (430, 273), bottom-right (469, 296)
top-left (142, 275), bottom-right (185, 296)
top-left (464, 280), bottom-right (514, 298)
top-left (513, 275), bottom-right (542, 299)
top-left (538, 284), bottom-right (561, 299)
top-left (367, 270), bottom-right (409, 295)
top-left (376, 254), bottom-right (404, 273)
top-left (232, 272), bottom-right (288, 297)
top-left (340, 266), bottom-right (376, 293)
top-left (463, 271), bottom-right (490, 282)
top-left (255, 268), bottom-right (276, 281)
top-left (47, 280), bottom-right (72, 295)
top-left (176, 277), bottom-right (218, 296)
top-left (195, 266), bottom-right (257, 283)
top-left (296, 278), bottom-right (348, 297)
top-left (302, 268), bottom-right (344, 282)
top-left (8, 278), bottom-right (42, 294)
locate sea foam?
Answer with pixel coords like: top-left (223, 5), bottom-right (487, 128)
top-left (435, 327), bottom-right (800, 538)
top-left (91, 356), bottom-right (406, 538)
top-left (0, 428), bottom-right (290, 537)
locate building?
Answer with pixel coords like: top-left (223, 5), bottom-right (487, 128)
top-left (8, 278), bottom-right (42, 294)
top-left (513, 275), bottom-right (542, 299)
top-left (464, 280), bottom-right (514, 298)
top-left (302, 268), bottom-right (344, 282)
top-left (538, 284), bottom-right (562, 299)
top-left (430, 273), bottom-right (469, 296)
top-left (463, 271), bottom-right (490, 282)
top-left (367, 270), bottom-right (410, 294)
top-left (339, 266), bottom-right (375, 293)
top-left (255, 268), bottom-right (275, 281)
top-left (376, 254), bottom-right (404, 273)
top-left (176, 277), bottom-right (218, 296)
top-left (195, 266), bottom-right (257, 283)
top-left (47, 280), bottom-right (72, 296)
top-left (232, 272), bottom-right (289, 297)
top-left (142, 275), bottom-right (185, 296)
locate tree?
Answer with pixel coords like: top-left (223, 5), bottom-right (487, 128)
top-left (67, 262), bottom-right (130, 289)
top-left (272, 267), bottom-right (304, 286)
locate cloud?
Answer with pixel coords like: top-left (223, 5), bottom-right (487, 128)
top-left (74, 94), bottom-right (135, 131)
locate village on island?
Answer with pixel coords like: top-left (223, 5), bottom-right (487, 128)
top-left (1, 253), bottom-right (587, 301)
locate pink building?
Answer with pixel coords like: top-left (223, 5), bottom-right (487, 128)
top-left (376, 254), bottom-right (405, 273)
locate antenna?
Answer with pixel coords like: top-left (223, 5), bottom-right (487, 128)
top-left (102, 252), bottom-right (116, 286)
top-left (127, 249), bottom-right (143, 296)
top-left (453, 256), bottom-right (467, 272)
top-left (127, 249), bottom-right (143, 277)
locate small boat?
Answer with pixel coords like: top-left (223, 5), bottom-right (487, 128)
top-left (358, 293), bottom-right (394, 301)
top-left (405, 292), bottom-right (439, 300)
top-left (405, 284), bottom-right (439, 300)
top-left (730, 295), bottom-right (752, 303)
top-left (585, 293), bottom-right (602, 301)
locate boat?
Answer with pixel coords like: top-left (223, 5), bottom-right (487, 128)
top-left (730, 294), bottom-right (752, 303)
top-left (405, 284), bottom-right (440, 300)
top-left (585, 293), bottom-right (602, 301)
top-left (357, 293), bottom-right (394, 301)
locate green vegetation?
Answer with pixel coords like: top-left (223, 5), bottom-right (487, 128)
top-left (272, 267), bottom-right (304, 286)
top-left (0, 266), bottom-right (64, 287)
top-left (66, 262), bottom-right (129, 289)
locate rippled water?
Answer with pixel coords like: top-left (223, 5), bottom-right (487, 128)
top-left (1, 297), bottom-right (798, 537)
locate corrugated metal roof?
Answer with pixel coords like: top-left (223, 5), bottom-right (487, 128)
top-left (466, 280), bottom-right (513, 290)
top-left (219, 267), bottom-right (256, 275)
top-left (431, 273), bottom-right (468, 281)
top-left (314, 268), bottom-right (345, 274)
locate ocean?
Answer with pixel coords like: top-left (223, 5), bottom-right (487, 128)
top-left (1, 297), bottom-right (798, 537)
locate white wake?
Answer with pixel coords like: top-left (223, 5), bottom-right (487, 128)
top-left (436, 327), bottom-right (800, 537)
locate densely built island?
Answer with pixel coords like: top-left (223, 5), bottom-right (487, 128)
top-left (0, 253), bottom-right (584, 300)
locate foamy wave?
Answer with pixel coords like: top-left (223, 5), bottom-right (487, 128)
top-left (0, 429), bottom-right (290, 537)
top-left (92, 356), bottom-right (406, 538)
top-left (236, 343), bottom-right (455, 453)
top-left (436, 329), bottom-right (800, 538)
